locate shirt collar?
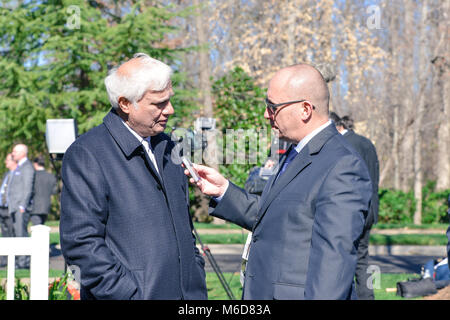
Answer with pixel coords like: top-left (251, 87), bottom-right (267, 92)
top-left (294, 120), bottom-right (332, 154)
top-left (121, 120), bottom-right (148, 144)
top-left (17, 158), bottom-right (28, 167)
top-left (340, 129), bottom-right (348, 136)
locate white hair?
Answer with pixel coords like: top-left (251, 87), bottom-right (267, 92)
top-left (104, 53), bottom-right (173, 109)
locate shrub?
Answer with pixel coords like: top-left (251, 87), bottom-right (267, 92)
top-left (378, 183), bottom-right (450, 224)
top-left (378, 189), bottom-right (415, 224)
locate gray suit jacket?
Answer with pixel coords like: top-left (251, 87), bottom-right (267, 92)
top-left (8, 159), bottom-right (35, 214)
top-left (31, 170), bottom-right (57, 215)
top-left (210, 124), bottom-right (372, 300)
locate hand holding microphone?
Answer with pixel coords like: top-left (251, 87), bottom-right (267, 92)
top-left (181, 157), bottom-right (229, 198)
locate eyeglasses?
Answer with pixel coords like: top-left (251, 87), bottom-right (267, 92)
top-left (265, 98), bottom-right (315, 114)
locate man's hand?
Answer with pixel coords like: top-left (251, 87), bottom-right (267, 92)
top-left (184, 164), bottom-right (229, 198)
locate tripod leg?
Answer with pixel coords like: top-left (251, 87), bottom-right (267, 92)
top-left (193, 226), bottom-right (236, 300)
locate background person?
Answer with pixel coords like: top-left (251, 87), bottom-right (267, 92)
top-left (330, 112), bottom-right (380, 300)
top-left (0, 154), bottom-right (17, 267)
top-left (60, 53), bottom-right (207, 300)
top-left (187, 63), bottom-right (372, 300)
top-left (30, 156), bottom-right (58, 226)
top-left (9, 144), bottom-right (35, 269)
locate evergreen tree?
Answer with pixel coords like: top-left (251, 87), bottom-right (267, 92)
top-left (0, 0), bottom-right (194, 172)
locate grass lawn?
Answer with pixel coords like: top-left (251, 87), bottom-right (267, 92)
top-left (47, 220), bottom-right (447, 230)
top-left (374, 223), bottom-right (448, 230)
top-left (0, 269), bottom-right (67, 279)
top-left (206, 272), bottom-right (420, 300)
top-left (194, 222), bottom-right (241, 230)
top-left (48, 232), bottom-right (448, 246)
top-left (370, 234), bottom-right (448, 246)
top-left (196, 233), bottom-right (449, 246)
top-left (0, 270), bottom-right (421, 300)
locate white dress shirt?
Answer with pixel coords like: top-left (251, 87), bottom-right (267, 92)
top-left (121, 121), bottom-right (160, 175)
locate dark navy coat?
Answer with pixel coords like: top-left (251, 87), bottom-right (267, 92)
top-left (60, 109), bottom-right (207, 300)
top-left (210, 124), bottom-right (372, 299)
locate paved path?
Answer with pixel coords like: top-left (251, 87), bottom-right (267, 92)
top-left (201, 254), bottom-right (441, 274)
top-left (42, 243), bottom-right (445, 275)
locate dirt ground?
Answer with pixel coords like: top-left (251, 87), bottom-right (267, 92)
top-left (423, 285), bottom-right (450, 300)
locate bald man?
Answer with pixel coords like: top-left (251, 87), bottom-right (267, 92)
top-left (60, 53), bottom-right (207, 300)
top-left (187, 64), bottom-right (372, 300)
top-left (9, 144), bottom-right (35, 269)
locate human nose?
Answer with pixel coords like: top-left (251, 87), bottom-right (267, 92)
top-left (163, 101), bottom-right (174, 115)
top-left (264, 107), bottom-right (271, 120)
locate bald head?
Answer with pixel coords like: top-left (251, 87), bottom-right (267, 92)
top-left (269, 64), bottom-right (330, 116)
top-left (11, 144), bottom-right (28, 162)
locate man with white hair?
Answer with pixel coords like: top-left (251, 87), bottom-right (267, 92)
top-left (9, 144), bottom-right (35, 269)
top-left (60, 53), bottom-right (207, 300)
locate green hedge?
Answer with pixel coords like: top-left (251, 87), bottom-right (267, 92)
top-left (378, 182), bottom-right (449, 224)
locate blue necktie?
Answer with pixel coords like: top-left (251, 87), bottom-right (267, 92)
top-left (277, 147), bottom-right (298, 178)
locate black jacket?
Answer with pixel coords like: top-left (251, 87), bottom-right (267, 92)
top-left (343, 130), bottom-right (379, 226)
top-left (31, 170), bottom-right (57, 214)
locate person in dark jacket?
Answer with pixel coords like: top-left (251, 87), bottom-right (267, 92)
top-left (60, 53), bottom-right (207, 300)
top-left (330, 112), bottom-right (379, 300)
top-left (0, 153), bottom-right (17, 239)
top-left (30, 156), bottom-right (57, 226)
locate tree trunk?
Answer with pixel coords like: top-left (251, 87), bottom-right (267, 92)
top-left (393, 105), bottom-right (400, 189)
top-left (413, 0), bottom-right (429, 225)
top-left (433, 0), bottom-right (450, 190)
top-left (193, 0), bottom-right (221, 223)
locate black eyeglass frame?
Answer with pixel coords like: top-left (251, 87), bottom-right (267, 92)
top-left (265, 98), bottom-right (316, 113)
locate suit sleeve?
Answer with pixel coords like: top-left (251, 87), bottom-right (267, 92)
top-left (364, 142), bottom-right (380, 226)
top-left (304, 154), bottom-right (372, 299)
top-left (60, 144), bottom-right (139, 300)
top-left (209, 182), bottom-right (260, 231)
top-left (21, 164), bottom-right (35, 211)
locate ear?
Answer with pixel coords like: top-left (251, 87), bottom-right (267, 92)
top-left (298, 101), bottom-right (313, 121)
top-left (118, 96), bottom-right (133, 114)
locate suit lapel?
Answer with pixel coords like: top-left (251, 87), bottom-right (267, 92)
top-left (260, 146), bottom-right (292, 199)
top-left (255, 124), bottom-right (339, 229)
top-left (150, 134), bottom-right (168, 186)
top-left (258, 146), bottom-right (312, 218)
top-left (103, 109), bottom-right (167, 189)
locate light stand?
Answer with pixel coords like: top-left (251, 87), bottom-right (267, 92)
top-left (193, 226), bottom-right (236, 300)
top-left (45, 119), bottom-right (78, 274)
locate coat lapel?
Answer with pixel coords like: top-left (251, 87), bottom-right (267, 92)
top-left (150, 133), bottom-right (169, 186)
top-left (258, 147), bottom-right (312, 219)
top-left (103, 109), bottom-right (166, 188)
top-left (255, 124), bottom-right (339, 229)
